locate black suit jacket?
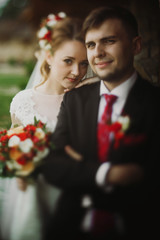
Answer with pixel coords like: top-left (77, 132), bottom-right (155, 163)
top-left (40, 75), bottom-right (160, 239)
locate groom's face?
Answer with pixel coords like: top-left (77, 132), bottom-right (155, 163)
top-left (85, 18), bottom-right (136, 85)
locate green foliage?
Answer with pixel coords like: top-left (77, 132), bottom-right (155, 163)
top-left (23, 59), bottom-right (36, 76)
top-left (0, 94), bottom-right (12, 129)
top-left (0, 73), bottom-right (28, 130)
top-left (0, 73), bottom-right (28, 88)
top-left (7, 58), bottom-right (17, 66)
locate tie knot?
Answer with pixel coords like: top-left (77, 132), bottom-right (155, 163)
top-left (103, 94), bottom-right (117, 106)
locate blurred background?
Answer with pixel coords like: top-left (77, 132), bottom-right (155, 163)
top-left (0, 0), bottom-right (159, 130)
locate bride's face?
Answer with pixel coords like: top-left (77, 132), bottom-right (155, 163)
top-left (47, 40), bottom-right (88, 90)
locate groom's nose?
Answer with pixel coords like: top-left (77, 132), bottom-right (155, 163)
top-left (94, 44), bottom-right (106, 58)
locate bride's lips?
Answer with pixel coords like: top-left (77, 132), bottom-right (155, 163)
top-left (66, 78), bottom-right (77, 82)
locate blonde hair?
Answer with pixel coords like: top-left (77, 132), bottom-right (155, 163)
top-left (37, 17), bottom-right (84, 87)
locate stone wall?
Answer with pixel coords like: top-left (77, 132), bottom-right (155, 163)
top-left (129, 0), bottom-right (160, 85)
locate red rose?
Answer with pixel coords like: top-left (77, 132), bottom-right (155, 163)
top-left (18, 132), bottom-right (28, 141)
top-left (17, 157), bottom-right (27, 166)
top-left (55, 15), bottom-right (62, 21)
top-left (42, 31), bottom-right (52, 41)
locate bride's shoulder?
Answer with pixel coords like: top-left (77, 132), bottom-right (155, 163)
top-left (10, 89), bottom-right (33, 112)
top-left (13, 89), bottom-right (32, 99)
top-left (11, 89), bottom-right (33, 104)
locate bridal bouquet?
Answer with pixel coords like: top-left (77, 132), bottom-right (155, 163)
top-left (0, 118), bottom-right (53, 177)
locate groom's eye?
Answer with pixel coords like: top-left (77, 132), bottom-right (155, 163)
top-left (86, 42), bottom-right (95, 49)
top-left (102, 36), bottom-right (117, 45)
top-left (80, 61), bottom-right (88, 67)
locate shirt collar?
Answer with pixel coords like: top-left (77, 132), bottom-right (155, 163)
top-left (100, 71), bottom-right (137, 99)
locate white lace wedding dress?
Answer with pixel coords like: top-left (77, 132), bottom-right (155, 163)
top-left (0, 88), bottom-right (64, 240)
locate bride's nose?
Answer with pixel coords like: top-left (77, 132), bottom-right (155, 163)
top-left (71, 64), bottom-right (80, 77)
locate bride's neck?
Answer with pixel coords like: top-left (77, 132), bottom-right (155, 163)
top-left (36, 79), bottom-right (64, 95)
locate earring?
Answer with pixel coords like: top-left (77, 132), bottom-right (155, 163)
top-left (48, 65), bottom-right (51, 69)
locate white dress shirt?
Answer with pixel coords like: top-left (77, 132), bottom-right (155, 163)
top-left (96, 71), bottom-right (137, 189)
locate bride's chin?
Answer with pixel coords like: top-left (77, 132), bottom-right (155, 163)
top-left (65, 83), bottom-right (76, 89)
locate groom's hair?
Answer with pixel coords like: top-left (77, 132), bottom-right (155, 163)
top-left (82, 6), bottom-right (139, 39)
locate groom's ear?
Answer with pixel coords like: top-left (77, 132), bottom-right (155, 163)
top-left (132, 36), bottom-right (142, 56)
top-left (45, 51), bottom-right (53, 65)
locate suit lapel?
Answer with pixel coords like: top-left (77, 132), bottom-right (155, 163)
top-left (108, 76), bottom-right (149, 163)
top-left (83, 82), bottom-right (100, 160)
top-left (122, 75), bottom-right (147, 133)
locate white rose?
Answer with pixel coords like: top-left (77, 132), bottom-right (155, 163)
top-left (118, 116), bottom-right (130, 131)
top-left (8, 136), bottom-right (20, 147)
top-left (47, 20), bottom-right (57, 27)
top-left (58, 12), bottom-right (67, 18)
top-left (39, 40), bottom-right (47, 49)
top-left (6, 160), bottom-right (22, 170)
top-left (48, 14), bottom-right (55, 19)
top-left (38, 27), bottom-right (48, 38)
top-left (19, 139), bottom-right (33, 153)
top-left (44, 43), bottom-right (52, 50)
top-left (33, 148), bottom-right (49, 163)
top-left (35, 128), bottom-right (45, 139)
top-left (47, 14), bottom-right (55, 20)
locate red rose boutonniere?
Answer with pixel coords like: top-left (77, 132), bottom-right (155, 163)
top-left (108, 116), bottom-right (146, 149)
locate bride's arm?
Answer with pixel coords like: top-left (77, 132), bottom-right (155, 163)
top-left (64, 77), bottom-right (100, 93)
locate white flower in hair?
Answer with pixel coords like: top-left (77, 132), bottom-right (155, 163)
top-left (44, 43), bottom-right (52, 50)
top-left (37, 12), bottom-right (67, 50)
top-left (58, 12), bottom-right (67, 18)
top-left (39, 39), bottom-right (47, 49)
top-left (47, 14), bottom-right (55, 19)
top-left (47, 20), bottom-right (57, 27)
top-left (38, 27), bottom-right (48, 38)
top-left (39, 40), bottom-right (52, 50)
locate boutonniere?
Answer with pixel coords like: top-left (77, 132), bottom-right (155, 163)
top-left (108, 115), bottom-right (146, 149)
top-left (110, 115), bottom-right (130, 149)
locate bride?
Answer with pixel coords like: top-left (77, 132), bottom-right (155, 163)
top-left (0, 12), bottom-right (98, 240)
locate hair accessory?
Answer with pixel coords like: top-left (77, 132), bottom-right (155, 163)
top-left (37, 12), bottom-right (67, 50)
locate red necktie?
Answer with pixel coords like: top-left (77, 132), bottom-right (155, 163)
top-left (91, 94), bottom-right (117, 237)
top-left (97, 94), bottom-right (117, 162)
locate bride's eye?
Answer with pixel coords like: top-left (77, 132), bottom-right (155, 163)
top-left (64, 59), bottom-right (72, 64)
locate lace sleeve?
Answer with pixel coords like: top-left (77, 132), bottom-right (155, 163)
top-left (10, 90), bottom-right (26, 116)
top-left (9, 89), bottom-right (35, 126)
top-left (10, 94), bottom-right (19, 116)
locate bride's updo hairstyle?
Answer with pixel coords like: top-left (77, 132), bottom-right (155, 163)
top-left (36, 12), bottom-right (84, 86)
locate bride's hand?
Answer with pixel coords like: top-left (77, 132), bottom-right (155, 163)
top-left (64, 77), bottom-right (100, 93)
top-left (75, 76), bottom-right (100, 88)
top-left (16, 177), bottom-right (28, 191)
top-left (64, 145), bottom-right (83, 161)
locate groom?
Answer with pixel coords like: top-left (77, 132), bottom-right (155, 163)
top-left (40, 6), bottom-right (160, 240)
